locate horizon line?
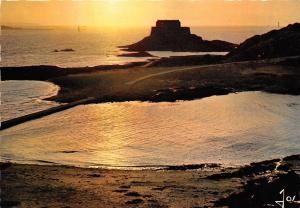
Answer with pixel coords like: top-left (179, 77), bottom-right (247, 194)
top-left (2, 23), bottom-right (289, 28)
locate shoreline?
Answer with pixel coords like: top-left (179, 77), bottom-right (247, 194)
top-left (1, 155), bottom-right (299, 207)
top-left (0, 160), bottom-right (224, 171)
top-left (2, 143), bottom-right (297, 171)
top-left (2, 57), bottom-right (300, 207)
top-left (1, 55), bottom-right (299, 129)
top-left (2, 56), bottom-right (300, 104)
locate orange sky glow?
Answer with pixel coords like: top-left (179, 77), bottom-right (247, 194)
top-left (2, 0), bottom-right (300, 27)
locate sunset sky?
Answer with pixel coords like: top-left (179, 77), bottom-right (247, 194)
top-left (2, 0), bottom-right (300, 27)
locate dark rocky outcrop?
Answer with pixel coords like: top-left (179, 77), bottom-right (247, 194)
top-left (165, 163), bottom-right (220, 171)
top-left (216, 171), bottom-right (300, 208)
top-left (207, 159), bottom-right (280, 180)
top-left (227, 23), bottom-right (300, 61)
top-left (145, 54), bottom-right (225, 67)
top-left (121, 20), bottom-right (236, 52)
top-left (117, 51), bottom-right (155, 57)
top-left (1, 62), bottom-right (147, 81)
top-left (214, 155), bottom-right (300, 208)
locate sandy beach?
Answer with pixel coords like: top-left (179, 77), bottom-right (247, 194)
top-left (1, 155), bottom-right (299, 208)
top-left (1, 21), bottom-right (300, 208)
top-left (2, 56), bottom-right (300, 105)
top-left (2, 57), bottom-right (299, 207)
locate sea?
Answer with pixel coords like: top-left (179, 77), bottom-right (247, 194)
top-left (2, 26), bottom-right (299, 168)
top-left (1, 92), bottom-right (299, 168)
top-left (1, 26), bottom-right (276, 67)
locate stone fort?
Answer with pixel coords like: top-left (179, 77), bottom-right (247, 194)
top-left (151, 20), bottom-right (191, 37)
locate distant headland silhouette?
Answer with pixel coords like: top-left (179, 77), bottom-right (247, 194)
top-left (121, 20), bottom-right (236, 52)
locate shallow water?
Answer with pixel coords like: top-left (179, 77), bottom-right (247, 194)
top-left (1, 81), bottom-right (60, 121)
top-left (1, 92), bottom-right (299, 168)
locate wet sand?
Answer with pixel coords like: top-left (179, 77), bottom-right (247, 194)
top-left (1, 155), bottom-right (299, 208)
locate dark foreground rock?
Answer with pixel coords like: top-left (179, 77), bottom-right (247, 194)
top-left (214, 155), bottom-right (300, 208)
top-left (207, 159), bottom-right (281, 180)
top-left (227, 23), bottom-right (300, 61)
top-left (1, 155), bottom-right (299, 207)
top-left (122, 20), bottom-right (236, 52)
top-left (216, 171), bottom-right (300, 208)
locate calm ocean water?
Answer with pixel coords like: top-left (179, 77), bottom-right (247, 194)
top-left (1, 26), bottom-right (275, 67)
top-left (3, 26), bottom-right (297, 168)
top-left (1, 92), bottom-right (299, 168)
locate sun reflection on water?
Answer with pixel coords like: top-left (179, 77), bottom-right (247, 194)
top-left (1, 92), bottom-right (299, 168)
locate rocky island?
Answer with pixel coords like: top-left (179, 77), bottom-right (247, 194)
top-left (121, 20), bottom-right (236, 52)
